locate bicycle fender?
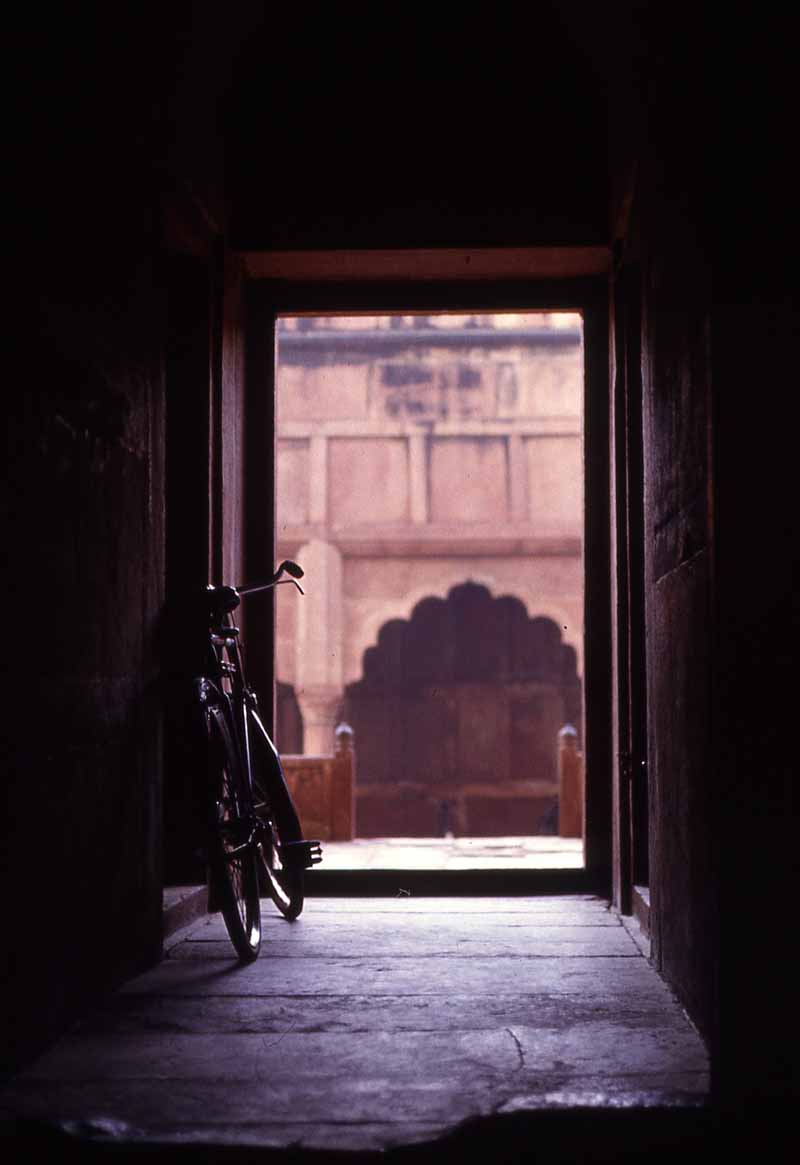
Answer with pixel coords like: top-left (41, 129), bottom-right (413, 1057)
top-left (248, 705), bottom-right (303, 838)
top-left (248, 704), bottom-right (281, 763)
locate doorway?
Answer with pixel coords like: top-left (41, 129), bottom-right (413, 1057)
top-left (243, 273), bottom-right (612, 891)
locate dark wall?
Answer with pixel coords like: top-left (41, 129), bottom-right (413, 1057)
top-left (639, 153), bottom-right (716, 1033)
top-left (3, 3), bottom-right (254, 1072)
top-left (5, 164), bottom-right (168, 1071)
top-left (227, 7), bottom-right (609, 251)
top-left (711, 301), bottom-right (797, 1104)
top-left (610, 10), bottom-right (799, 1103)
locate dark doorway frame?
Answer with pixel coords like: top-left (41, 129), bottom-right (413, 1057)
top-left (611, 246), bottom-right (650, 921)
top-left (162, 248), bottom-right (216, 887)
top-left (243, 268), bottom-right (611, 895)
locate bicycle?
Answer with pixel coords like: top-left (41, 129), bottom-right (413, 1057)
top-left (196, 559), bottom-right (322, 961)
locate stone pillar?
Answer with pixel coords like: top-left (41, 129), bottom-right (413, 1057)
top-left (298, 686), bottom-right (342, 755)
top-left (295, 539), bottom-right (344, 754)
top-left (558, 723), bottom-right (583, 838)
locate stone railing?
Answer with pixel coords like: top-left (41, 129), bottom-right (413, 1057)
top-left (281, 722), bottom-right (355, 841)
top-left (354, 780), bottom-right (560, 839)
top-left (283, 721), bottom-right (582, 840)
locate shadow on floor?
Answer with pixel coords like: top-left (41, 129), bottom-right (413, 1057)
top-left (1, 1106), bottom-right (795, 1164)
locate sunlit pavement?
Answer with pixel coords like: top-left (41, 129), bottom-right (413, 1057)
top-left (319, 835), bottom-right (584, 870)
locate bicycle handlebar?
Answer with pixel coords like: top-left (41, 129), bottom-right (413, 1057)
top-left (236, 560), bottom-right (305, 598)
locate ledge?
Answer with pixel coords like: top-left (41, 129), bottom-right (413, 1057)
top-left (305, 867), bottom-right (598, 896)
top-left (243, 245), bottom-right (611, 282)
top-left (162, 885), bottom-right (207, 943)
top-left (278, 527), bottom-right (582, 559)
top-left (633, 884), bottom-right (651, 937)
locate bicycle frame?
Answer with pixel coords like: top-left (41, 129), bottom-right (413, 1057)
top-left (201, 560), bottom-right (320, 877)
top-left (203, 595), bottom-right (290, 824)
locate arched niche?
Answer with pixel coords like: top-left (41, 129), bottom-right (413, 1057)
top-left (345, 581), bottom-right (581, 838)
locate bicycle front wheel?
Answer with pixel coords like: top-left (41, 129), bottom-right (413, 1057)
top-left (206, 708), bottom-right (262, 960)
top-left (252, 764), bottom-right (304, 921)
top-left (260, 825), bottom-right (305, 921)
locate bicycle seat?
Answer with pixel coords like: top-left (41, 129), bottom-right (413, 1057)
top-left (207, 584), bottom-right (240, 616)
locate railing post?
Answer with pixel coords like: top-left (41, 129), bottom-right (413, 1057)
top-left (332, 722), bottom-right (355, 840)
top-left (558, 723), bottom-right (583, 838)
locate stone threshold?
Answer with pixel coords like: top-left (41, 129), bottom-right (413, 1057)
top-left (162, 856), bottom-right (598, 942)
top-left (305, 867), bottom-right (599, 896)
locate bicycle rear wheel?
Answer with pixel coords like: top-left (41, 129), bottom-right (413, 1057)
top-left (206, 708), bottom-right (262, 960)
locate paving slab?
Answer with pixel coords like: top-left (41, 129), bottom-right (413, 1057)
top-left (0, 895), bottom-right (709, 1153)
top-left (198, 912), bottom-right (625, 937)
top-left (118, 954), bottom-right (682, 1000)
top-left (19, 1025), bottom-right (706, 1086)
top-left (75, 992), bottom-right (695, 1037)
top-left (1, 1077), bottom-right (503, 1137)
top-left (172, 926), bottom-right (639, 958)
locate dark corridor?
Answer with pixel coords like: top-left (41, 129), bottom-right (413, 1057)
top-left (3, 2), bottom-right (798, 1157)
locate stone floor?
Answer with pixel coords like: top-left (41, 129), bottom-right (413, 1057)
top-left (0, 894), bottom-right (713, 1158)
top-left (321, 835), bottom-right (584, 870)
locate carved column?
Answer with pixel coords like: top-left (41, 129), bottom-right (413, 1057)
top-left (297, 685), bottom-right (342, 755)
top-left (295, 539), bottom-right (344, 754)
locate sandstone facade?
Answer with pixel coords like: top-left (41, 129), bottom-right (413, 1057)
top-left (275, 313), bottom-right (584, 835)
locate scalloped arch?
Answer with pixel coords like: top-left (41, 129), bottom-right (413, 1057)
top-left (345, 574), bottom-right (582, 685)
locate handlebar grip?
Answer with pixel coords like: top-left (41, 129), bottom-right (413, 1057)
top-left (280, 560), bottom-right (304, 579)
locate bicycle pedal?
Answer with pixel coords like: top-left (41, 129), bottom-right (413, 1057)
top-left (281, 840), bottom-right (323, 869)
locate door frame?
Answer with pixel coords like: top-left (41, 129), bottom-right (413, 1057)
top-left (611, 247), bottom-right (649, 919)
top-left (243, 263), bottom-right (612, 893)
